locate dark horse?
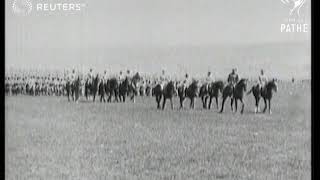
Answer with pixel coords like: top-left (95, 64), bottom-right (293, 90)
top-left (106, 78), bottom-right (119, 102)
top-left (118, 77), bottom-right (136, 102)
top-left (85, 75), bottom-right (100, 102)
top-left (66, 81), bottom-right (72, 101)
top-left (177, 81), bottom-right (199, 109)
top-left (98, 79), bottom-right (106, 102)
top-left (153, 84), bottom-right (163, 109)
top-left (220, 79), bottom-right (248, 114)
top-left (67, 76), bottom-right (81, 102)
top-left (247, 79), bottom-right (278, 114)
top-left (199, 81), bottom-right (224, 109)
top-left (161, 81), bottom-right (176, 110)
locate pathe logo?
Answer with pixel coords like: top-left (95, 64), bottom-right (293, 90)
top-left (280, 0), bottom-right (309, 33)
top-left (12, 0), bottom-right (33, 16)
top-left (281, 0), bottom-right (306, 17)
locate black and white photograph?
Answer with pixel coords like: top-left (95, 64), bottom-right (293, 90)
top-left (5, 0), bottom-right (311, 179)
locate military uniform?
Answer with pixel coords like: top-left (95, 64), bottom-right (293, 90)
top-left (258, 73), bottom-right (268, 91)
top-left (227, 71), bottom-right (240, 94)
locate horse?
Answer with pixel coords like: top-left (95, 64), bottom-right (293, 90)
top-left (71, 76), bottom-right (81, 102)
top-left (139, 85), bottom-right (145, 96)
top-left (177, 81), bottom-right (199, 109)
top-left (220, 79), bottom-right (248, 114)
top-left (247, 79), bottom-right (278, 114)
top-left (119, 77), bottom-right (130, 102)
top-left (85, 75), bottom-right (100, 102)
top-left (162, 81), bottom-right (176, 110)
top-left (106, 78), bottom-right (119, 102)
top-left (153, 84), bottom-right (163, 109)
top-left (145, 85), bottom-right (152, 96)
top-left (199, 83), bottom-right (210, 109)
top-left (98, 79), bottom-right (106, 102)
top-left (129, 76), bottom-right (140, 102)
top-left (207, 81), bottom-right (224, 109)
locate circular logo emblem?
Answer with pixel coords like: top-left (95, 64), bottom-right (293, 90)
top-left (12, 0), bottom-right (32, 16)
top-left (281, 0), bottom-right (306, 17)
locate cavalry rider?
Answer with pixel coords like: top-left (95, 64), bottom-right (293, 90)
top-left (87, 68), bottom-right (95, 84)
top-left (103, 70), bottom-right (109, 83)
top-left (258, 69), bottom-right (268, 92)
top-left (118, 70), bottom-right (125, 83)
top-left (182, 73), bottom-right (191, 89)
top-left (159, 69), bottom-right (169, 91)
top-left (204, 71), bottom-right (214, 90)
top-left (69, 69), bottom-right (77, 84)
top-left (125, 69), bottom-right (132, 82)
top-left (227, 68), bottom-right (240, 93)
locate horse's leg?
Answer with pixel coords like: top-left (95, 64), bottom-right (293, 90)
top-left (108, 93), bottom-right (111, 102)
top-left (170, 98), bottom-right (174, 110)
top-left (67, 89), bottom-right (70, 102)
top-left (156, 96), bottom-right (160, 109)
top-left (208, 97), bottom-right (213, 109)
top-left (240, 98), bottom-right (245, 114)
top-left (204, 96), bottom-right (209, 109)
top-left (255, 97), bottom-right (260, 113)
top-left (114, 90), bottom-right (119, 102)
top-left (72, 88), bottom-right (75, 101)
top-left (268, 99), bottom-right (272, 114)
top-left (192, 98), bottom-right (195, 109)
top-left (132, 94), bottom-right (135, 103)
top-left (201, 96), bottom-right (204, 108)
top-left (257, 97), bottom-right (261, 112)
top-left (215, 96), bottom-right (219, 110)
top-left (235, 99), bottom-right (238, 113)
top-left (76, 88), bottom-right (80, 102)
top-left (85, 88), bottom-right (88, 100)
top-left (162, 97), bottom-right (166, 110)
top-left (179, 97), bottom-right (184, 109)
top-left (230, 97), bottom-right (234, 112)
top-left (263, 98), bottom-right (267, 113)
top-left (219, 97), bottom-right (226, 113)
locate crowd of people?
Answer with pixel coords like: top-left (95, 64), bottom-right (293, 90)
top-left (5, 67), bottom-right (270, 97)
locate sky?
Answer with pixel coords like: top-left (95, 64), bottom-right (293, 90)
top-left (5, 0), bottom-right (311, 79)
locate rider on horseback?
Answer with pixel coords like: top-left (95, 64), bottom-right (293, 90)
top-left (204, 71), bottom-right (214, 91)
top-left (118, 70), bottom-right (125, 83)
top-left (69, 69), bottom-right (77, 83)
top-left (160, 69), bottom-right (169, 91)
top-left (227, 68), bottom-right (240, 94)
top-left (181, 73), bottom-right (192, 96)
top-left (87, 68), bottom-right (94, 85)
top-left (103, 70), bottom-right (109, 84)
top-left (258, 69), bottom-right (268, 92)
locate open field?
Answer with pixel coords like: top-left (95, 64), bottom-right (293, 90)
top-left (5, 81), bottom-right (311, 179)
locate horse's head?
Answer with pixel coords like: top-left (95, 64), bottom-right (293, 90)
top-left (237, 78), bottom-right (248, 92)
top-left (165, 81), bottom-right (176, 94)
top-left (215, 81), bottom-right (225, 92)
top-left (269, 78), bottom-right (278, 92)
top-left (189, 80), bottom-right (200, 97)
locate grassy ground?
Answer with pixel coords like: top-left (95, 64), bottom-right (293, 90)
top-left (5, 81), bottom-right (310, 179)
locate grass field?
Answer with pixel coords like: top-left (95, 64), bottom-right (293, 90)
top-left (5, 81), bottom-right (311, 179)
